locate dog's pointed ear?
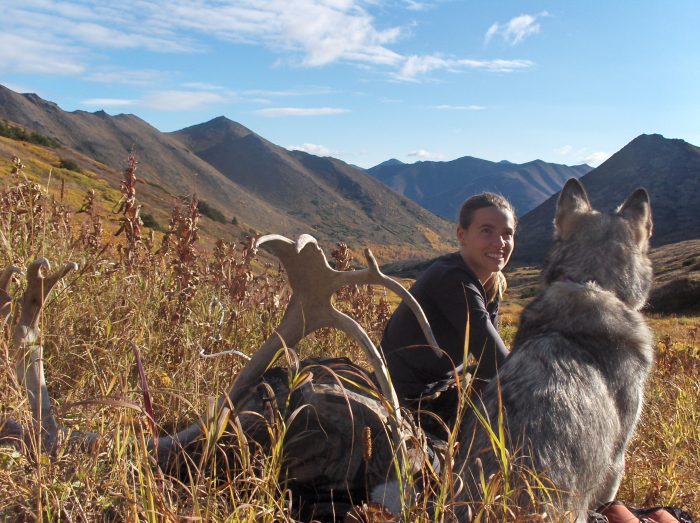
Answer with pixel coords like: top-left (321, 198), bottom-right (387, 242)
top-left (554, 178), bottom-right (592, 240)
top-left (618, 188), bottom-right (653, 247)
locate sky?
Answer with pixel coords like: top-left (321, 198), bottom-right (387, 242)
top-left (1, 0), bottom-right (699, 169)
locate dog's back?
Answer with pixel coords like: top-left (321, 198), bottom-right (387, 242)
top-left (458, 179), bottom-right (654, 522)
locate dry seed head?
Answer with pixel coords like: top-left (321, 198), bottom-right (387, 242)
top-left (363, 426), bottom-right (372, 462)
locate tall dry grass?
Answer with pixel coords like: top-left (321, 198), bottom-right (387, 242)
top-left (0, 156), bottom-right (697, 521)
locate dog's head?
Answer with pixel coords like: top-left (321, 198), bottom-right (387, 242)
top-left (543, 178), bottom-right (653, 310)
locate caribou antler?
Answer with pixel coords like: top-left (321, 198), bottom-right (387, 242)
top-left (225, 234), bottom-right (439, 420)
top-left (13, 259), bottom-right (78, 453)
top-left (158, 234), bottom-right (440, 468)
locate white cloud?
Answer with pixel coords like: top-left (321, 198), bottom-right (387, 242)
top-left (395, 55), bottom-right (533, 81)
top-left (142, 0), bottom-right (404, 67)
top-left (3, 1), bottom-right (536, 82)
top-left (581, 151), bottom-right (610, 167)
top-left (287, 143), bottom-right (335, 156)
top-left (431, 104), bottom-right (485, 111)
top-left (85, 68), bottom-right (167, 86)
top-left (485, 12), bottom-right (547, 46)
top-left (407, 149), bottom-right (442, 160)
top-left (243, 86), bottom-right (336, 97)
top-left (82, 98), bottom-right (135, 107)
top-left (255, 107), bottom-right (349, 117)
top-left (71, 21), bottom-right (194, 52)
top-left (141, 90), bottom-right (229, 111)
top-left (180, 82), bottom-right (228, 91)
top-left (555, 145), bottom-right (573, 155)
top-left (404, 0), bottom-right (431, 11)
top-left (0, 33), bottom-right (84, 75)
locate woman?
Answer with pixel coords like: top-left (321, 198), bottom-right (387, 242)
top-left (379, 193), bottom-right (516, 427)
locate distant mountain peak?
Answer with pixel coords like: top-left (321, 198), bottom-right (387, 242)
top-left (626, 133), bottom-right (690, 150)
top-left (371, 158), bottom-right (404, 169)
top-left (21, 91), bottom-right (61, 111)
top-left (174, 115), bottom-right (254, 144)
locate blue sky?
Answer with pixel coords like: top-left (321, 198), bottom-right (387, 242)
top-left (1, 1), bottom-right (698, 169)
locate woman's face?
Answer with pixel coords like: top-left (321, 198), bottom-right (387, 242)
top-left (457, 206), bottom-right (515, 283)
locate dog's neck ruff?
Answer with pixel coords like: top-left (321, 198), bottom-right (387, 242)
top-left (554, 276), bottom-right (594, 287)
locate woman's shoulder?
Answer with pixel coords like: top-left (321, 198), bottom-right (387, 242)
top-left (422, 252), bottom-right (482, 289)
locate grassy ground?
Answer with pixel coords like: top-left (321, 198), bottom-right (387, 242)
top-left (0, 160), bottom-right (697, 521)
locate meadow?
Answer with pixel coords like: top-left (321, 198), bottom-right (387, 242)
top-left (0, 154), bottom-right (697, 521)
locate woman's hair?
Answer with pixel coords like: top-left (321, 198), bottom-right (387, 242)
top-left (484, 271), bottom-right (507, 304)
top-left (458, 192), bottom-right (517, 230)
top-left (458, 192), bottom-right (516, 304)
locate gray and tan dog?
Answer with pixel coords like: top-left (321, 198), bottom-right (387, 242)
top-left (458, 178), bottom-right (655, 521)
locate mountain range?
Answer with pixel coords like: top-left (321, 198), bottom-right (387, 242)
top-left (1, 84), bottom-right (698, 269)
top-left (368, 156), bottom-right (592, 219)
top-left (0, 84), bottom-right (454, 259)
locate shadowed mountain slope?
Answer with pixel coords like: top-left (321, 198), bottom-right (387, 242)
top-left (0, 85), bottom-right (454, 258)
top-left (514, 134), bottom-right (700, 264)
top-left (368, 155), bottom-right (591, 219)
top-left (170, 117), bottom-right (456, 257)
top-left (0, 84), bottom-right (298, 237)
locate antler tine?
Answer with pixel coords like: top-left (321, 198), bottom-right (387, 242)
top-left (26, 258), bottom-right (78, 300)
top-left (0, 265), bottom-right (21, 290)
top-left (14, 258), bottom-right (78, 454)
top-left (339, 247), bottom-right (441, 357)
top-left (0, 266), bottom-right (21, 321)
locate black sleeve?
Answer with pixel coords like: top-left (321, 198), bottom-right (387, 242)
top-left (431, 273), bottom-right (509, 380)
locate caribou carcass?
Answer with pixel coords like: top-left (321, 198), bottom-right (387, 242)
top-left (0, 235), bottom-right (447, 521)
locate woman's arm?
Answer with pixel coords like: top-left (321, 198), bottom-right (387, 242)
top-left (433, 273), bottom-right (509, 380)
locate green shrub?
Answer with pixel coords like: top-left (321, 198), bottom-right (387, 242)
top-left (197, 200), bottom-right (227, 224)
top-left (59, 158), bottom-right (81, 172)
top-left (141, 211), bottom-right (164, 231)
top-left (0, 119), bottom-right (59, 148)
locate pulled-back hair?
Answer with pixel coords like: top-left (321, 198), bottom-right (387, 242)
top-left (458, 192), bottom-right (517, 230)
top-left (457, 193), bottom-right (516, 304)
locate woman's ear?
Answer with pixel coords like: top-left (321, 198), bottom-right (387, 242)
top-left (457, 225), bottom-right (466, 245)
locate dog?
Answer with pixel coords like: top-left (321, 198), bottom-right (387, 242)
top-left (457, 178), bottom-right (654, 522)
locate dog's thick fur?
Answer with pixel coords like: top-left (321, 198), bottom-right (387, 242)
top-left (457, 179), bottom-right (655, 521)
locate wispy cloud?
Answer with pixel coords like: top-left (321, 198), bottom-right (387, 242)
top-left (2, 1), bottom-right (536, 83)
top-left (396, 55), bottom-right (533, 81)
top-left (0, 33), bottom-right (84, 75)
top-left (287, 143), bottom-right (335, 156)
top-left (485, 12), bottom-right (547, 46)
top-left (242, 86), bottom-right (336, 98)
top-left (404, 0), bottom-right (432, 11)
top-left (82, 98), bottom-right (135, 107)
top-left (431, 104), bottom-right (485, 111)
top-left (555, 145), bottom-right (610, 167)
top-left (255, 107), bottom-right (349, 117)
top-left (85, 68), bottom-right (167, 86)
top-left (143, 0), bottom-right (404, 67)
top-left (141, 90), bottom-right (230, 111)
top-left (407, 149), bottom-right (443, 160)
top-left (581, 151), bottom-right (610, 167)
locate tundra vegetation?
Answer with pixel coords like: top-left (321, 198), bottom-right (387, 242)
top-left (0, 151), bottom-right (697, 521)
